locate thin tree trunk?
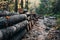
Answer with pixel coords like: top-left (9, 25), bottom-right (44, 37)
top-left (14, 0), bottom-right (18, 12)
top-left (25, 0), bottom-right (28, 10)
top-left (21, 0), bottom-right (23, 8)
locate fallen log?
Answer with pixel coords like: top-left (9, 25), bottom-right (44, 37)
top-left (0, 14), bottom-right (27, 29)
top-left (10, 29), bottom-right (27, 40)
top-left (0, 20), bottom-right (28, 40)
top-left (0, 17), bottom-right (8, 28)
top-left (0, 12), bottom-right (18, 17)
top-left (7, 14), bottom-right (27, 26)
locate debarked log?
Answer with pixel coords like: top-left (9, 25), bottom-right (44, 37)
top-left (0, 20), bottom-right (28, 40)
top-left (0, 17), bottom-right (7, 28)
top-left (7, 14), bottom-right (27, 26)
top-left (10, 29), bottom-right (27, 40)
top-left (0, 12), bottom-right (18, 17)
top-left (0, 14), bottom-right (27, 29)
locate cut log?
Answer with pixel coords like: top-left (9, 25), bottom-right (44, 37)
top-left (0, 14), bottom-right (27, 29)
top-left (0, 20), bottom-right (28, 40)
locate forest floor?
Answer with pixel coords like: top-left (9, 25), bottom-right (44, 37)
top-left (22, 18), bottom-right (60, 40)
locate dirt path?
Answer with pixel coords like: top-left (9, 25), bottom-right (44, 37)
top-left (22, 19), bottom-right (48, 40)
top-left (22, 19), bottom-right (59, 40)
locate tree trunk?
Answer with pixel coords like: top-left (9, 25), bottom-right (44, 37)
top-left (21, 0), bottom-right (23, 8)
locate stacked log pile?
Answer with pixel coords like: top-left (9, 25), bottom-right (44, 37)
top-left (0, 12), bottom-right (28, 40)
top-left (0, 11), bottom-right (38, 40)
